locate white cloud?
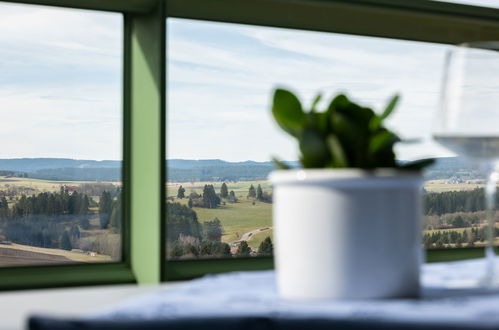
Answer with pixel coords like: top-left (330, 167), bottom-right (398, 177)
top-left (0, 5), bottom-right (458, 162)
top-left (167, 18), bottom-right (452, 161)
top-left (0, 3), bottom-right (122, 160)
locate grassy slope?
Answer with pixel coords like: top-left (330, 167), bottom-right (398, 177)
top-left (0, 176), bottom-right (119, 192)
top-left (167, 181), bottom-right (273, 243)
top-left (0, 243), bottom-right (111, 263)
top-left (247, 229), bottom-right (274, 249)
top-left (173, 197), bottom-right (272, 243)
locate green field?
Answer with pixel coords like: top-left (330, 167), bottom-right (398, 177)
top-left (0, 176), bottom-right (119, 192)
top-left (167, 180), bottom-right (271, 198)
top-left (167, 181), bottom-right (273, 245)
top-left (424, 179), bottom-right (484, 193)
top-left (247, 229), bottom-right (274, 249)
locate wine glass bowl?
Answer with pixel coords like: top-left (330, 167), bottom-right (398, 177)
top-left (433, 41), bottom-right (499, 287)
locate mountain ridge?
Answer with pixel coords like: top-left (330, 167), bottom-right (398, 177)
top-left (0, 157), bottom-right (476, 182)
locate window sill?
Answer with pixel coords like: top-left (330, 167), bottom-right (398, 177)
top-left (0, 282), bottom-right (182, 330)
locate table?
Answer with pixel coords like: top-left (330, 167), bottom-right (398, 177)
top-left (29, 258), bottom-right (499, 330)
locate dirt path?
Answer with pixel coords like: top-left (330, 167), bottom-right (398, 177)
top-left (230, 227), bottom-right (273, 244)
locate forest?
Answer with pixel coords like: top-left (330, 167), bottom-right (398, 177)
top-left (0, 188), bottom-right (121, 253)
top-left (424, 188), bottom-right (489, 215)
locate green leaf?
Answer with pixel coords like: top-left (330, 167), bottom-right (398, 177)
top-left (399, 158), bottom-right (435, 171)
top-left (270, 89), bottom-right (432, 171)
top-left (368, 131), bottom-right (400, 156)
top-left (311, 93), bottom-right (322, 112)
top-left (330, 112), bottom-right (368, 166)
top-left (271, 89), bottom-right (305, 137)
top-left (381, 94), bottom-right (400, 120)
top-left (306, 112), bottom-right (328, 134)
top-left (272, 157), bottom-right (291, 170)
top-left (299, 129), bottom-right (329, 168)
top-left (369, 94), bottom-right (400, 131)
top-left (331, 96), bottom-right (375, 132)
top-left (328, 94), bottom-right (350, 110)
top-left (326, 135), bottom-right (347, 167)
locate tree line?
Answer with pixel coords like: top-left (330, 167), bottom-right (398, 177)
top-left (423, 226), bottom-right (499, 249)
top-left (0, 189), bottom-right (121, 251)
top-left (167, 201), bottom-right (228, 258)
top-left (176, 182), bottom-right (272, 210)
top-left (424, 188), bottom-right (489, 215)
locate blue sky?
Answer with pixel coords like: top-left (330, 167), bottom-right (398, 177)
top-left (2, 1), bottom-right (497, 161)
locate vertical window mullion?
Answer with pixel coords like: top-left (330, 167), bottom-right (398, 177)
top-left (126, 1), bottom-right (165, 284)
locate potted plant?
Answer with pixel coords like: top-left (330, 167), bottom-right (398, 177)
top-left (269, 88), bottom-right (433, 300)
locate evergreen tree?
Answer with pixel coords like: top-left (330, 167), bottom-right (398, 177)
top-left (0, 196), bottom-right (8, 218)
top-left (220, 183), bottom-right (228, 199)
top-left (220, 243), bottom-right (231, 257)
top-left (203, 217), bottom-right (224, 241)
top-left (228, 190), bottom-right (237, 203)
top-left (202, 185), bottom-right (220, 209)
top-left (177, 185), bottom-right (185, 199)
top-left (0, 196), bottom-right (8, 209)
top-left (247, 185), bottom-right (256, 198)
top-left (237, 241), bottom-right (251, 257)
top-left (79, 217), bottom-right (91, 230)
top-left (256, 184), bottom-right (263, 201)
top-left (166, 202), bottom-right (202, 242)
top-left (435, 238), bottom-right (444, 248)
top-left (61, 230), bottom-right (72, 251)
top-left (99, 191), bottom-right (113, 229)
top-left (70, 224), bottom-right (81, 241)
top-left (169, 241), bottom-right (184, 258)
top-left (109, 193), bottom-right (122, 229)
top-left (258, 236), bottom-right (273, 256)
top-left (79, 195), bottom-right (90, 215)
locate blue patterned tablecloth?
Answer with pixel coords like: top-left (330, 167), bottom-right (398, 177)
top-left (89, 258), bottom-right (499, 328)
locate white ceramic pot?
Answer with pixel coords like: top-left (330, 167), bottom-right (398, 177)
top-left (269, 169), bottom-right (423, 300)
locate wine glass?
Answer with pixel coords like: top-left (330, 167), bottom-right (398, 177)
top-left (433, 42), bottom-right (499, 287)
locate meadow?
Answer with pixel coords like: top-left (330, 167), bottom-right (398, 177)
top-left (167, 179), bottom-right (497, 251)
top-left (424, 179), bottom-right (485, 193)
top-left (167, 181), bottom-right (272, 248)
top-left (0, 176), bottom-right (121, 264)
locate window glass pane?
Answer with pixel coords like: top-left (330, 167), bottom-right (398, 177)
top-left (0, 3), bottom-right (123, 266)
top-left (166, 18), bottom-right (488, 260)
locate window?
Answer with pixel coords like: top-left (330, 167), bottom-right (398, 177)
top-left (0, 2), bottom-right (123, 267)
top-left (0, 0), bottom-right (497, 288)
top-left (165, 15), bottom-right (493, 267)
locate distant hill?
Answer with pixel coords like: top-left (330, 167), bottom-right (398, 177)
top-left (0, 158), bottom-right (121, 182)
top-left (0, 158), bottom-right (120, 172)
top-left (167, 159), bottom-right (275, 169)
top-left (423, 157), bottom-right (479, 180)
top-left (0, 157), bottom-right (479, 182)
top-left (166, 159), bottom-right (299, 182)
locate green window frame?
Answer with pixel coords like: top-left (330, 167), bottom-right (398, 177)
top-left (0, 0), bottom-right (498, 289)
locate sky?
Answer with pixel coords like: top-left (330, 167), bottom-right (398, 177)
top-left (0, 3), bottom-right (122, 160)
top-left (167, 19), bottom-right (452, 162)
top-left (1, 1), bottom-right (498, 161)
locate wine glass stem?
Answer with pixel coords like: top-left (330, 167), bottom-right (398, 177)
top-left (485, 169), bottom-right (497, 286)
